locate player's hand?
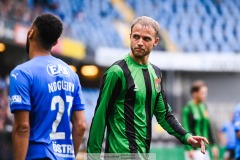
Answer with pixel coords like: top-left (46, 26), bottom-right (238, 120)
top-left (187, 136), bottom-right (209, 154)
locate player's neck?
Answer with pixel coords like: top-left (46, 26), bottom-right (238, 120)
top-left (130, 52), bottom-right (149, 65)
top-left (29, 45), bottom-right (51, 59)
top-left (29, 50), bottom-right (50, 59)
top-left (192, 99), bottom-right (201, 105)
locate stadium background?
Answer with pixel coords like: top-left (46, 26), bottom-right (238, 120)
top-left (0, 0), bottom-right (240, 159)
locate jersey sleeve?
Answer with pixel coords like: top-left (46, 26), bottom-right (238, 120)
top-left (153, 84), bottom-right (192, 145)
top-left (87, 67), bottom-right (122, 153)
top-left (72, 74), bottom-right (85, 111)
top-left (9, 68), bottom-right (32, 112)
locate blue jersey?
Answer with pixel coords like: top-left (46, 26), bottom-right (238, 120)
top-left (9, 55), bottom-right (85, 160)
top-left (221, 121), bottom-right (236, 150)
top-left (233, 103), bottom-right (240, 158)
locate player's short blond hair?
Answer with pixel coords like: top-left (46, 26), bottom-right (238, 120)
top-left (130, 16), bottom-right (160, 38)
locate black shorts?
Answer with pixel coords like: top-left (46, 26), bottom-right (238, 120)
top-left (224, 148), bottom-right (235, 159)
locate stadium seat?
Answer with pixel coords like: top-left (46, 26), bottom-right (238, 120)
top-left (2, 0), bottom-right (240, 53)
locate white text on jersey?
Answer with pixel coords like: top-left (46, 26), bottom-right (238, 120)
top-left (48, 81), bottom-right (74, 93)
top-left (52, 142), bottom-right (74, 156)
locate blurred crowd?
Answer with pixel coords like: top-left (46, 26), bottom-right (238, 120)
top-left (0, 77), bottom-right (13, 160)
top-left (0, 0), bottom-right (70, 24)
top-left (2, 0), bottom-right (240, 53)
top-left (0, 77), bottom-right (12, 133)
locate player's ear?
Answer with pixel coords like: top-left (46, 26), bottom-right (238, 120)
top-left (153, 37), bottom-right (159, 47)
top-left (28, 29), bottom-right (34, 39)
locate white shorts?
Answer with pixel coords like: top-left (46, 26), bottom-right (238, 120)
top-left (184, 150), bottom-right (210, 160)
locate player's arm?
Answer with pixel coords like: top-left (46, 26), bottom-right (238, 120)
top-left (153, 78), bottom-right (192, 144)
top-left (154, 94), bottom-right (209, 153)
top-left (154, 81), bottom-right (209, 153)
top-left (71, 110), bottom-right (86, 156)
top-left (71, 74), bottom-right (87, 156)
top-left (154, 92), bottom-right (192, 144)
top-left (12, 110), bottom-right (30, 160)
top-left (87, 68), bottom-right (122, 153)
top-left (9, 69), bottom-right (32, 160)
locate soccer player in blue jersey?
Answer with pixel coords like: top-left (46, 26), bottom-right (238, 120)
top-left (9, 13), bottom-right (86, 160)
top-left (233, 103), bottom-right (240, 160)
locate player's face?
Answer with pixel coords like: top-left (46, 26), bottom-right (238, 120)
top-left (130, 24), bottom-right (159, 59)
top-left (197, 86), bottom-right (208, 102)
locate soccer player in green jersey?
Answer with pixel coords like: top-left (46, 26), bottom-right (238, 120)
top-left (87, 16), bottom-right (209, 159)
top-left (182, 80), bottom-right (219, 160)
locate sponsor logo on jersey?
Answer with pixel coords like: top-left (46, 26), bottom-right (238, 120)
top-left (10, 95), bottom-right (22, 104)
top-left (204, 110), bottom-right (209, 118)
top-left (47, 64), bottom-right (70, 77)
top-left (154, 78), bottom-right (161, 92)
top-left (11, 73), bottom-right (18, 79)
top-left (134, 83), bottom-right (139, 91)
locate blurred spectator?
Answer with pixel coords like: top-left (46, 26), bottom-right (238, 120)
top-left (233, 103), bottom-right (240, 160)
top-left (220, 112), bottom-right (236, 160)
top-left (182, 80), bottom-right (219, 160)
top-left (0, 0), bottom-right (30, 23)
top-left (0, 78), bottom-right (13, 132)
top-left (27, 0), bottom-right (67, 21)
top-left (0, 89), bottom-right (9, 131)
top-left (0, 77), bottom-right (13, 160)
top-left (27, 0), bottom-right (58, 10)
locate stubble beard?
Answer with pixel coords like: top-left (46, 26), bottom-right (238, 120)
top-left (130, 45), bottom-right (149, 59)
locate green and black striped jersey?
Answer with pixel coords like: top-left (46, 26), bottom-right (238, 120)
top-left (87, 54), bottom-right (192, 154)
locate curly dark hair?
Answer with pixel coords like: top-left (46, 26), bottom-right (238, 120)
top-left (33, 13), bottom-right (63, 50)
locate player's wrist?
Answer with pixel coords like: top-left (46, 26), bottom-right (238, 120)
top-left (184, 133), bottom-right (193, 144)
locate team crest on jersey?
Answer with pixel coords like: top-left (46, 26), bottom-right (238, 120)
top-left (47, 64), bottom-right (70, 77)
top-left (155, 78), bottom-right (161, 93)
top-left (204, 110), bottom-right (209, 118)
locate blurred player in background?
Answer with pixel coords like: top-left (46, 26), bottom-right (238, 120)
top-left (233, 103), bottom-right (240, 160)
top-left (87, 16), bottom-right (209, 159)
top-left (9, 13), bottom-right (86, 160)
top-left (220, 112), bottom-right (236, 160)
top-left (182, 80), bottom-right (219, 160)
